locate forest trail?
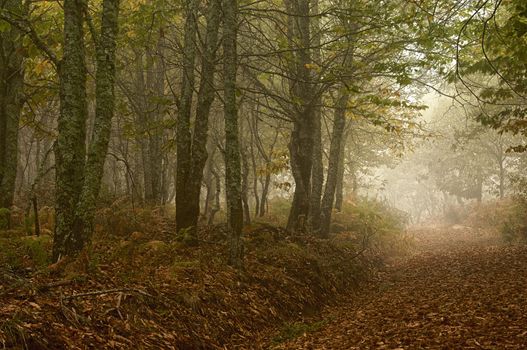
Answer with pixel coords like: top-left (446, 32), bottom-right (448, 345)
top-left (273, 225), bottom-right (527, 349)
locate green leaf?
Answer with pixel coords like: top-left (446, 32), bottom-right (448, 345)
top-left (0, 20), bottom-right (11, 33)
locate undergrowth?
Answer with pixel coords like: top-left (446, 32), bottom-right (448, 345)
top-left (501, 175), bottom-right (527, 242)
top-left (453, 176), bottom-right (527, 243)
top-left (0, 197), bottom-right (408, 348)
top-left (331, 197), bottom-right (410, 256)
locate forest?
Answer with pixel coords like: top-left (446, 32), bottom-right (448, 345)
top-left (0, 0), bottom-right (526, 348)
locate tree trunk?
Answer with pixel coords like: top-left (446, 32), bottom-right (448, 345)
top-left (0, 0), bottom-right (24, 212)
top-left (32, 195), bottom-right (40, 236)
top-left (249, 132), bottom-right (260, 217)
top-left (133, 52), bottom-right (154, 203)
top-left (53, 0), bottom-right (88, 261)
top-left (201, 139), bottom-right (217, 222)
top-left (223, 0), bottom-right (243, 268)
top-left (309, 0), bottom-right (323, 233)
top-left (146, 36), bottom-right (165, 205)
top-left (53, 0), bottom-right (120, 260)
top-left (73, 0), bottom-right (120, 248)
top-left (178, 0), bottom-right (221, 237)
top-left (132, 144), bottom-right (144, 205)
top-left (208, 167), bottom-right (221, 225)
top-left (285, 0), bottom-right (314, 233)
top-left (287, 116), bottom-right (314, 232)
top-left (499, 162), bottom-right (505, 199)
top-left (241, 148), bottom-right (251, 224)
top-left (334, 129), bottom-right (348, 212)
top-left (259, 173), bottom-right (271, 217)
top-left (310, 110), bottom-right (323, 231)
top-left (320, 91), bottom-right (349, 237)
top-left (284, 0), bottom-right (315, 233)
top-left (176, 0), bottom-right (198, 234)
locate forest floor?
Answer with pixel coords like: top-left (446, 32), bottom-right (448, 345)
top-left (2, 205), bottom-right (526, 349)
top-left (0, 218), bottom-right (379, 349)
top-left (271, 224), bottom-right (527, 349)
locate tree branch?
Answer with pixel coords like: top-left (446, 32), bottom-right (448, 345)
top-left (0, 9), bottom-right (60, 69)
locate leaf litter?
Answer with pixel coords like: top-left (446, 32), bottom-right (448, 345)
top-left (274, 225), bottom-right (527, 349)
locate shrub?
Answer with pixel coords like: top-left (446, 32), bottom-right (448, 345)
top-left (499, 175), bottom-right (527, 242)
top-left (0, 208), bottom-right (10, 230)
top-left (332, 197), bottom-right (409, 256)
top-left (500, 202), bottom-right (527, 242)
top-left (265, 196), bottom-right (291, 226)
top-left (0, 238), bottom-right (23, 269)
top-left (95, 200), bottom-right (164, 238)
top-left (38, 206), bottom-right (55, 231)
top-left (20, 235), bottom-right (52, 268)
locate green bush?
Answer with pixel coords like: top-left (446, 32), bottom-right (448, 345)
top-left (500, 203), bottom-right (527, 242)
top-left (0, 208), bottom-right (10, 230)
top-left (499, 175), bottom-right (527, 242)
top-left (24, 214), bottom-right (34, 235)
top-left (501, 177), bottom-right (527, 242)
top-left (332, 197), bottom-right (409, 255)
top-left (20, 235), bottom-right (52, 268)
top-left (266, 196), bottom-right (291, 226)
top-left (0, 238), bottom-right (23, 269)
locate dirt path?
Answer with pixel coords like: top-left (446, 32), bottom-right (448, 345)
top-left (274, 226), bottom-right (527, 349)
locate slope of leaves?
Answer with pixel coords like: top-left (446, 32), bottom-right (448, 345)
top-left (0, 215), bottom-right (382, 349)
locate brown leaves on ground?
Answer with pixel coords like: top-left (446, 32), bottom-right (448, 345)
top-left (275, 225), bottom-right (527, 349)
top-left (0, 222), bottom-right (374, 349)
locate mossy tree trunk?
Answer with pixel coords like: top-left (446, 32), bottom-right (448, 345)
top-left (53, 0), bottom-right (120, 261)
top-left (73, 0), bottom-right (120, 250)
top-left (186, 0), bottom-right (221, 233)
top-left (223, 0), bottom-right (244, 268)
top-left (0, 0), bottom-right (24, 214)
top-left (53, 0), bottom-right (88, 260)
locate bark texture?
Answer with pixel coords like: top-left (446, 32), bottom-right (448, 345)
top-left (175, 0), bottom-right (198, 234)
top-left (320, 91), bottom-right (349, 237)
top-left (53, 0), bottom-right (88, 260)
top-left (335, 128), bottom-right (348, 211)
top-left (176, 0), bottom-right (221, 238)
top-left (285, 0), bottom-right (315, 233)
top-left (53, 0), bottom-right (120, 260)
top-left (223, 0), bottom-right (244, 267)
top-left (74, 0), bottom-right (120, 247)
top-left (0, 0), bottom-right (24, 211)
top-left (309, 0), bottom-right (323, 233)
